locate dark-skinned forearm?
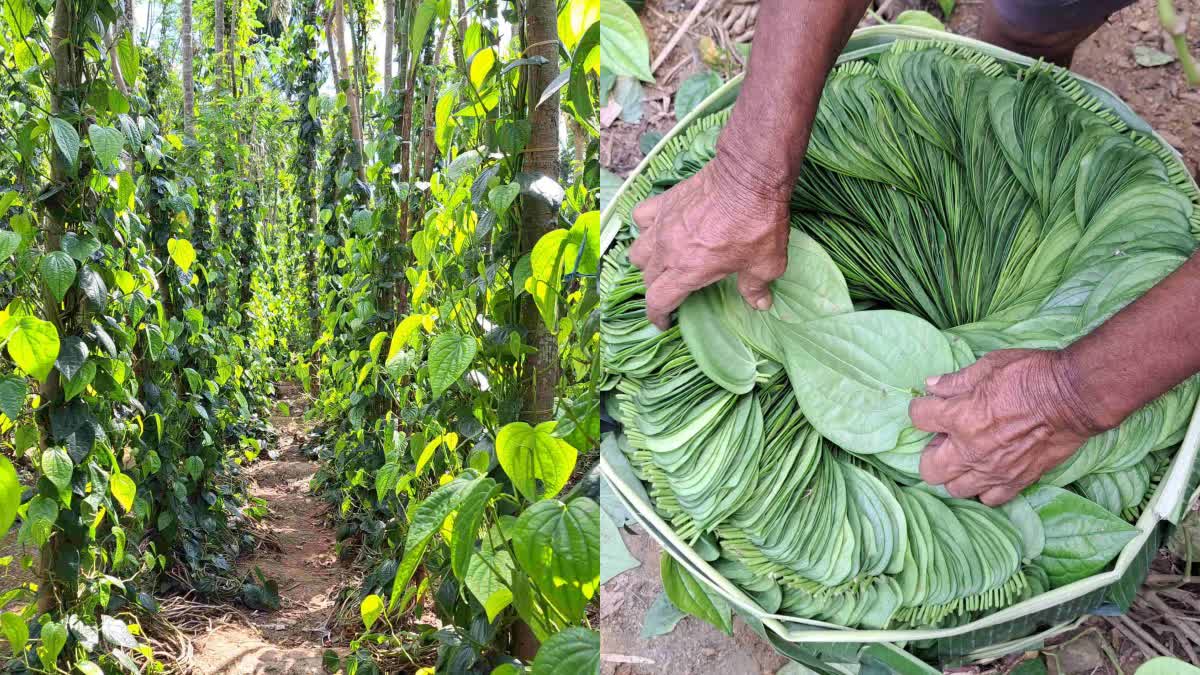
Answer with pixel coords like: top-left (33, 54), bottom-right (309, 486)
top-left (715, 0), bottom-right (872, 196)
top-left (1061, 252), bottom-right (1200, 430)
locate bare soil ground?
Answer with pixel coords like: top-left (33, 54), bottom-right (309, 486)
top-left (188, 384), bottom-right (347, 674)
top-left (600, 1), bottom-right (1200, 673)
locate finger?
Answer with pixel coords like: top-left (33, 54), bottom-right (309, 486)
top-left (632, 193), bottom-right (666, 234)
top-left (919, 435), bottom-right (973, 486)
top-left (736, 252), bottom-right (787, 312)
top-left (979, 484), bottom-right (1025, 507)
top-left (943, 471), bottom-right (990, 499)
top-left (925, 359), bottom-right (994, 398)
top-left (645, 268), bottom-right (711, 330)
top-left (628, 221), bottom-right (656, 271)
top-left (908, 396), bottom-right (957, 434)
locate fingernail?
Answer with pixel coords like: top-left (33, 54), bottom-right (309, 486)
top-left (925, 375), bottom-right (941, 387)
top-left (754, 297), bottom-right (772, 311)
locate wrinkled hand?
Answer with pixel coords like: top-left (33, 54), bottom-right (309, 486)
top-left (908, 349), bottom-right (1109, 506)
top-left (629, 159), bottom-right (791, 329)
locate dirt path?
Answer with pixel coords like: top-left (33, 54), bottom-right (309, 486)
top-left (190, 384), bottom-right (346, 675)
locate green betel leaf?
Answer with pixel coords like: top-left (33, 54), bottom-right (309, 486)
top-left (511, 498), bottom-right (600, 624)
top-left (495, 421), bottom-right (578, 501)
top-left (599, 0), bottom-right (653, 81)
top-left (449, 477), bottom-right (500, 580)
top-left (530, 627), bottom-right (600, 675)
top-left (428, 331), bottom-right (477, 398)
top-left (185, 456), bottom-right (204, 480)
top-left (465, 548), bottom-right (514, 622)
top-left (38, 621), bottom-right (66, 671)
top-left (1136, 658), bottom-right (1200, 675)
top-left (360, 594), bottom-right (383, 631)
top-left (61, 232), bottom-right (101, 262)
top-left (88, 124), bottom-right (124, 171)
top-left (116, 34), bottom-right (140, 85)
top-left (1, 0), bottom-right (33, 38)
top-left (776, 310), bottom-right (955, 459)
top-left (410, 0), bottom-right (437, 59)
top-left (110, 472), bottom-right (136, 513)
top-left (388, 475), bottom-right (475, 611)
top-left (488, 182), bottom-right (520, 213)
top-left (526, 228), bottom-right (569, 329)
top-left (1, 611), bottom-right (27, 656)
top-left (660, 553), bottom-right (732, 635)
top-left (55, 335), bottom-right (88, 381)
top-left (0, 457), bottom-right (19, 536)
top-left (39, 251), bottom-right (77, 302)
top-left (675, 71), bottom-right (722, 122)
top-left (41, 447), bottom-right (73, 501)
top-left (0, 231), bottom-right (21, 260)
top-left (48, 117), bottom-right (79, 170)
top-left (1025, 485), bottom-right (1138, 586)
top-left (22, 496), bottom-right (57, 547)
top-left (600, 507), bottom-right (640, 583)
top-left (167, 237), bottom-right (196, 271)
top-left (5, 316), bottom-right (61, 383)
top-left (0, 376), bottom-right (26, 420)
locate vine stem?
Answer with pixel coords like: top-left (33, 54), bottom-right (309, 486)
top-left (1158, 0), bottom-right (1200, 86)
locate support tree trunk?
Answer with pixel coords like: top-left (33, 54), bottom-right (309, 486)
top-left (519, 0), bottom-right (561, 424)
top-left (333, 0), bottom-right (366, 182)
top-left (383, 0), bottom-right (395, 94)
top-left (181, 0), bottom-right (195, 136)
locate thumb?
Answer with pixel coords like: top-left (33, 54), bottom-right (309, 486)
top-left (736, 271), bottom-right (774, 311)
top-left (736, 251), bottom-right (787, 312)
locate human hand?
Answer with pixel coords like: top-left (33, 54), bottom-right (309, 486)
top-left (908, 349), bottom-right (1110, 506)
top-left (629, 158), bottom-right (791, 330)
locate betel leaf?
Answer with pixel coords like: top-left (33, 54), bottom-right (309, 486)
top-left (88, 124), bottom-right (124, 171)
top-left (495, 421), bottom-right (578, 501)
top-left (117, 34), bottom-right (140, 84)
top-left (641, 591), bottom-right (686, 639)
top-left (526, 228), bottom-right (570, 329)
top-left (675, 71), bottom-right (722, 121)
top-left (0, 231), bottom-right (21, 260)
top-left (1025, 485), bottom-right (1138, 586)
top-left (99, 615), bottom-right (137, 649)
top-left (448, 476), bottom-right (499, 579)
top-left (0, 457), bottom-right (19, 536)
top-left (428, 331), bottom-right (476, 398)
top-left (1136, 657), bottom-right (1200, 675)
top-left (600, 507), bottom-right (640, 583)
top-left (360, 594), bottom-right (383, 631)
top-left (388, 475), bottom-right (475, 611)
top-left (660, 553), bottom-right (732, 635)
top-left (110, 473), bottom-right (136, 512)
top-left (409, 0), bottom-right (437, 59)
top-left (61, 232), bottom-right (101, 262)
top-left (599, 0), bottom-right (653, 81)
top-left (55, 335), bottom-right (88, 381)
top-left (777, 310), bottom-right (955, 455)
top-left (48, 117), bottom-right (80, 170)
top-left (530, 627), bottom-right (600, 675)
top-left (4, 316), bottom-right (60, 382)
top-left (510, 498), bottom-right (600, 624)
top-left (0, 377), bottom-right (26, 420)
top-left (185, 456), bottom-right (204, 480)
top-left (39, 251), bottom-right (77, 302)
top-left (167, 237), bottom-right (196, 271)
top-left (464, 548), bottom-right (514, 622)
top-left (41, 447), bottom-right (73, 501)
top-left (0, 611), bottom-right (27, 656)
top-left (22, 496), bottom-right (57, 547)
top-left (39, 622), bottom-right (66, 671)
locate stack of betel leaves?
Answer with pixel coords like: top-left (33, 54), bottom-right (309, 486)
top-left (601, 40), bottom-right (1200, 630)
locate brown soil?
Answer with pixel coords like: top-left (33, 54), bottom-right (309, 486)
top-left (600, 1), bottom-right (1200, 673)
top-left (189, 384), bottom-right (348, 675)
